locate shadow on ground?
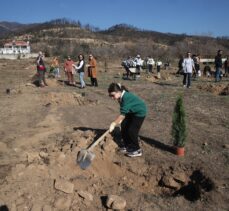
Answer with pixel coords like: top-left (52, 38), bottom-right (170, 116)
top-left (140, 135), bottom-right (174, 154)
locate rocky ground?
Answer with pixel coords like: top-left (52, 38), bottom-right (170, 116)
top-left (0, 59), bottom-right (228, 211)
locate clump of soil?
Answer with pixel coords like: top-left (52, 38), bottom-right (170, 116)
top-left (160, 72), bottom-right (173, 81)
top-left (146, 72), bottom-right (174, 82)
top-left (220, 84), bottom-right (229, 95)
top-left (146, 75), bottom-right (158, 82)
top-left (197, 83), bottom-right (229, 95)
top-left (43, 92), bottom-right (96, 106)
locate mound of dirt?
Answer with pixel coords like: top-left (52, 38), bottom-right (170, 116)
top-left (220, 84), bottom-right (229, 95)
top-left (45, 78), bottom-right (63, 87)
top-left (160, 72), bottom-right (173, 81)
top-left (146, 75), bottom-right (158, 82)
top-left (29, 75), bottom-right (63, 88)
top-left (146, 72), bottom-right (174, 82)
top-left (1, 128), bottom-right (216, 210)
top-left (197, 83), bottom-right (229, 95)
top-left (42, 92), bottom-right (97, 106)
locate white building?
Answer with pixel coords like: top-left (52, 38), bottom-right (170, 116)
top-left (0, 40), bottom-right (31, 54)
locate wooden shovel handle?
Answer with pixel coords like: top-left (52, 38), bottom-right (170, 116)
top-left (87, 129), bottom-right (110, 150)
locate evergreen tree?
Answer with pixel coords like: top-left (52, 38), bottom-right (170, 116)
top-left (171, 95), bottom-right (187, 147)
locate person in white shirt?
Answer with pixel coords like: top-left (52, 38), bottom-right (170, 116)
top-left (73, 54), bottom-right (86, 88)
top-left (182, 52), bottom-right (195, 88)
top-left (133, 55), bottom-right (143, 79)
top-left (156, 59), bottom-right (162, 78)
top-left (147, 56), bottom-right (155, 73)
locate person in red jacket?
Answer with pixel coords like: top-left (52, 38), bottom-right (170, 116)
top-left (64, 56), bottom-right (75, 85)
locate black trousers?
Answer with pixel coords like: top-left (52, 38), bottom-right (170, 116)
top-left (148, 64), bottom-right (153, 73)
top-left (121, 114), bottom-right (145, 151)
top-left (90, 77), bottom-right (98, 86)
top-left (124, 66), bottom-right (130, 78)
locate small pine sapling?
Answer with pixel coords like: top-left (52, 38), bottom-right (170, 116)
top-left (171, 95), bottom-right (187, 147)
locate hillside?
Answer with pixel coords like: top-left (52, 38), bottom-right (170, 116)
top-left (0, 19), bottom-right (229, 60)
top-left (0, 21), bottom-right (36, 37)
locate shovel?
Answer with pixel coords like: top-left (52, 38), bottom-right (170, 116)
top-left (77, 129), bottom-right (110, 170)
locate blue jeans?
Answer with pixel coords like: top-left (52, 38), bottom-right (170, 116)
top-left (215, 68), bottom-right (222, 82)
top-left (79, 72), bottom-right (85, 88)
top-left (183, 73), bottom-right (192, 87)
top-left (54, 68), bottom-right (60, 77)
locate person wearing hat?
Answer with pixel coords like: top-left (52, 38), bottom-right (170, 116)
top-left (64, 56), bottom-right (75, 85)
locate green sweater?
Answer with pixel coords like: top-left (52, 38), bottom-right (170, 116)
top-left (120, 91), bottom-right (147, 117)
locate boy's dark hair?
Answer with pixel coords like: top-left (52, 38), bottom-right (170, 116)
top-left (108, 83), bottom-right (128, 93)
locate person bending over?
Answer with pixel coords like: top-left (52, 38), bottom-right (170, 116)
top-left (108, 83), bottom-right (147, 157)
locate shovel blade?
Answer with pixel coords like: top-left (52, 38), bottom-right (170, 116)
top-left (76, 149), bottom-right (95, 170)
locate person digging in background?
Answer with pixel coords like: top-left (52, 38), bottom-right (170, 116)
top-left (108, 83), bottom-right (147, 157)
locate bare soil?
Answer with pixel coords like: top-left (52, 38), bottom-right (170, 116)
top-left (0, 59), bottom-right (228, 211)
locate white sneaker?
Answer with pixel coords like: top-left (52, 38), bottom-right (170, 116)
top-left (126, 149), bottom-right (142, 157)
top-left (118, 147), bottom-right (127, 153)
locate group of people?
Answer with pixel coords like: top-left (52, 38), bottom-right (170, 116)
top-left (121, 55), bottom-right (143, 80)
top-left (36, 51), bottom-right (147, 158)
top-left (122, 55), bottom-right (163, 80)
top-left (110, 50), bottom-right (227, 157)
top-left (34, 49), bottom-right (229, 159)
top-left (64, 54), bottom-right (98, 88)
top-left (178, 50), bottom-right (228, 88)
top-left (36, 52), bottom-right (98, 88)
top-left (36, 49), bottom-right (228, 159)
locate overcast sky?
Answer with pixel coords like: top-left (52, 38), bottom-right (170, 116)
top-left (0, 0), bottom-right (228, 37)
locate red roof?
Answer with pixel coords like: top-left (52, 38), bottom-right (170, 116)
top-left (4, 41), bottom-right (29, 47)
